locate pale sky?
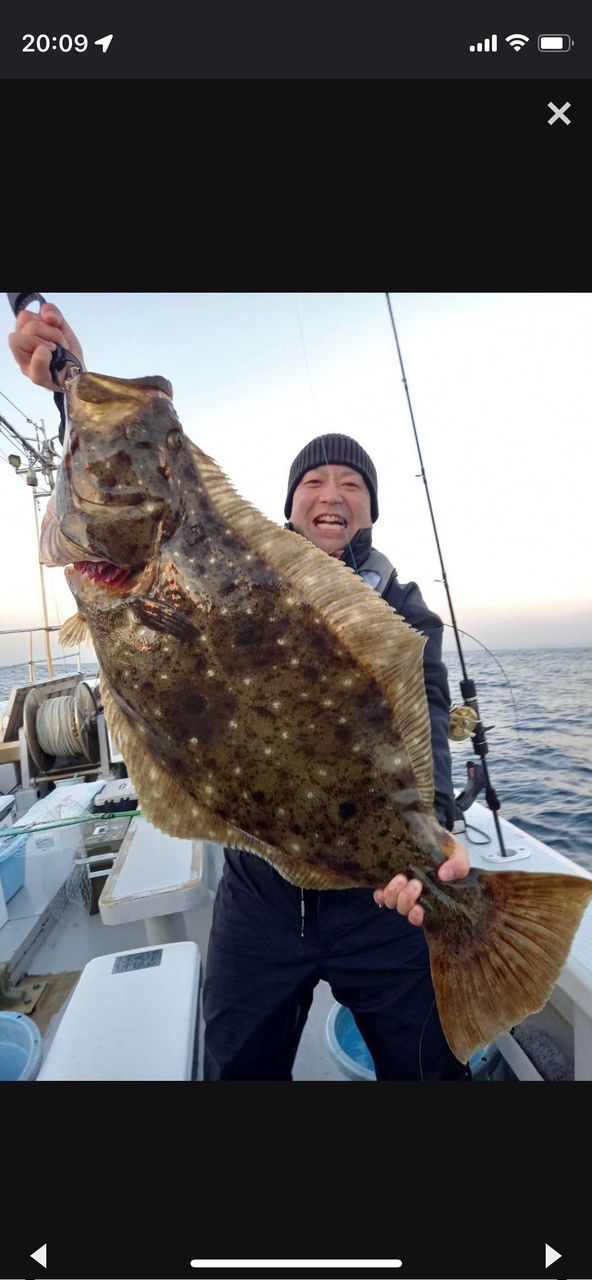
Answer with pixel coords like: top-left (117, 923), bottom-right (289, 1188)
top-left (1, 292), bottom-right (591, 670)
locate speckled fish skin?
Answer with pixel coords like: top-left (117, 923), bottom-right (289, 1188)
top-left (42, 370), bottom-right (450, 889)
top-left (40, 369), bottom-right (592, 1064)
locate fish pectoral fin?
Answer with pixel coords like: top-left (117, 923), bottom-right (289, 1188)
top-left (128, 597), bottom-right (197, 641)
top-left (425, 869), bottom-right (592, 1063)
top-left (59, 612), bottom-right (91, 647)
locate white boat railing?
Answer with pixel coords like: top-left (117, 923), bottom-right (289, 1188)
top-left (0, 624), bottom-right (86, 686)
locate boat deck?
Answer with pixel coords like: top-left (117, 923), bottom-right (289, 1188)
top-left (1, 794), bottom-right (591, 1081)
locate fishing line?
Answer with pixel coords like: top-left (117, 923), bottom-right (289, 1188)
top-left (417, 996), bottom-right (436, 1081)
top-left (444, 623), bottom-right (521, 741)
top-left (385, 293), bottom-right (512, 857)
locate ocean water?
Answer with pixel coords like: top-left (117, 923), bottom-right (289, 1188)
top-left (1, 647), bottom-right (590, 871)
top-left (445, 646), bottom-right (592, 872)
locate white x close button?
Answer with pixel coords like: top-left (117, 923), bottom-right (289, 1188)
top-left (548, 100), bottom-right (571, 125)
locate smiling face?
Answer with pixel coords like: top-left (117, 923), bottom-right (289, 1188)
top-left (290, 464), bottom-right (374, 556)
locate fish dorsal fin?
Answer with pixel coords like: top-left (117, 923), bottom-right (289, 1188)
top-left (188, 442), bottom-right (434, 806)
top-left (100, 679), bottom-right (359, 888)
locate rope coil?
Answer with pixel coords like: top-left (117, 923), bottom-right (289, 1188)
top-left (23, 680), bottom-right (99, 772)
top-left (36, 695), bottom-right (83, 757)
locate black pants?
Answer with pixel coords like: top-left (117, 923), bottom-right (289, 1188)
top-left (202, 852), bottom-right (470, 1082)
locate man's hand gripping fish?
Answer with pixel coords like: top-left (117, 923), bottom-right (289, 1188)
top-left (40, 368), bottom-right (592, 1064)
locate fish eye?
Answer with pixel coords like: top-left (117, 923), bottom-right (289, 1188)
top-left (166, 428), bottom-right (184, 453)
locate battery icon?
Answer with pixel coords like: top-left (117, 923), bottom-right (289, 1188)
top-left (538, 34), bottom-right (573, 52)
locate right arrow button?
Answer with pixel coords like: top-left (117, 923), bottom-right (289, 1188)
top-left (545, 1243), bottom-right (562, 1269)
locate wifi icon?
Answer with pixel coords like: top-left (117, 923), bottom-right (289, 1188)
top-left (506, 33), bottom-right (530, 51)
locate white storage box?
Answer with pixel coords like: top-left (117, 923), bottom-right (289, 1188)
top-left (38, 940), bottom-right (200, 1080)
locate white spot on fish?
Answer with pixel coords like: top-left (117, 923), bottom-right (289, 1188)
top-left (189, 737), bottom-right (199, 746)
top-left (246, 554), bottom-right (253, 561)
top-left (243, 677), bottom-right (252, 686)
top-left (306, 791), bottom-right (314, 799)
top-left (353, 744), bottom-right (361, 753)
top-left (230, 720), bottom-right (238, 729)
top-left (241, 790), bottom-right (249, 799)
top-left (272, 701), bottom-right (281, 709)
top-left (234, 766), bottom-right (242, 774)
top-left (207, 669), bottom-right (215, 677)
top-left (290, 842), bottom-right (301, 853)
top-left (338, 717), bottom-right (347, 724)
top-left (277, 807), bottom-right (285, 816)
top-left (281, 730), bottom-right (289, 739)
top-left (317, 768), bottom-right (327, 777)
top-left (205, 785), bottom-right (214, 795)
top-left (290, 657), bottom-right (300, 666)
top-left (300, 692), bottom-right (309, 700)
top-left (208, 556), bottom-right (216, 564)
top-left (264, 746), bottom-right (272, 755)
top-left (277, 637), bottom-right (287, 646)
top-left (322, 699), bottom-right (334, 707)
top-left (201, 635), bottom-right (208, 643)
top-left (154, 708), bottom-right (162, 718)
top-left (160, 674), bottom-right (168, 680)
top-left (342, 678), bottom-right (353, 687)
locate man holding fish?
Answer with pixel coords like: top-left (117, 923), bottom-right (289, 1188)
top-left (8, 303), bottom-right (475, 1081)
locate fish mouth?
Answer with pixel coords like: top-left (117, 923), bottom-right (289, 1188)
top-left (75, 561), bottom-right (137, 589)
top-left (69, 486), bottom-right (161, 510)
top-left (68, 559), bottom-right (156, 599)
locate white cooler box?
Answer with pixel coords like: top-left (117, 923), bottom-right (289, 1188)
top-left (38, 940), bottom-right (200, 1080)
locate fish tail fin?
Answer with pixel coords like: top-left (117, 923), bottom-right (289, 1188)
top-left (425, 870), bottom-right (592, 1063)
top-left (59, 612), bottom-right (90, 648)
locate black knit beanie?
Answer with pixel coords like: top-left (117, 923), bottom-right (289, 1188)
top-left (284, 434), bottom-right (379, 522)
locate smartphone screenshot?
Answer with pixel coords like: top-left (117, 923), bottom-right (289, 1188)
top-left (0, 288), bottom-right (590, 1280)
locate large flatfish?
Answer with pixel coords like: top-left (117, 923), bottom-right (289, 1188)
top-left (40, 369), bottom-right (592, 1062)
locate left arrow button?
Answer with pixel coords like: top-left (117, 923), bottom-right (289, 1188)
top-left (30, 1243), bottom-right (47, 1268)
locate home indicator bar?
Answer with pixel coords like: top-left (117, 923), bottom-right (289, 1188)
top-left (190, 1263), bottom-right (403, 1271)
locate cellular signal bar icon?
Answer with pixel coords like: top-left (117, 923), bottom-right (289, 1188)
top-left (469, 34), bottom-right (497, 53)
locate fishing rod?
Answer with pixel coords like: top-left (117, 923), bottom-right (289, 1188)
top-left (385, 292), bottom-right (515, 858)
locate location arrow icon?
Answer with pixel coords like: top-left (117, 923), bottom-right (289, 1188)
top-left (545, 1243), bottom-right (562, 1268)
top-left (30, 1243), bottom-right (47, 1268)
top-left (95, 34), bottom-right (114, 52)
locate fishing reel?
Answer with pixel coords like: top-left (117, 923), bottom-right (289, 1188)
top-left (448, 704), bottom-right (479, 741)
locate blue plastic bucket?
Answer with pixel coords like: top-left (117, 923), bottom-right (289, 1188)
top-left (326, 1003), bottom-right (502, 1080)
top-left (0, 1012), bottom-right (44, 1080)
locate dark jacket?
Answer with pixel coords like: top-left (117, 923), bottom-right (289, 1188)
top-left (342, 527), bottom-right (455, 830)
